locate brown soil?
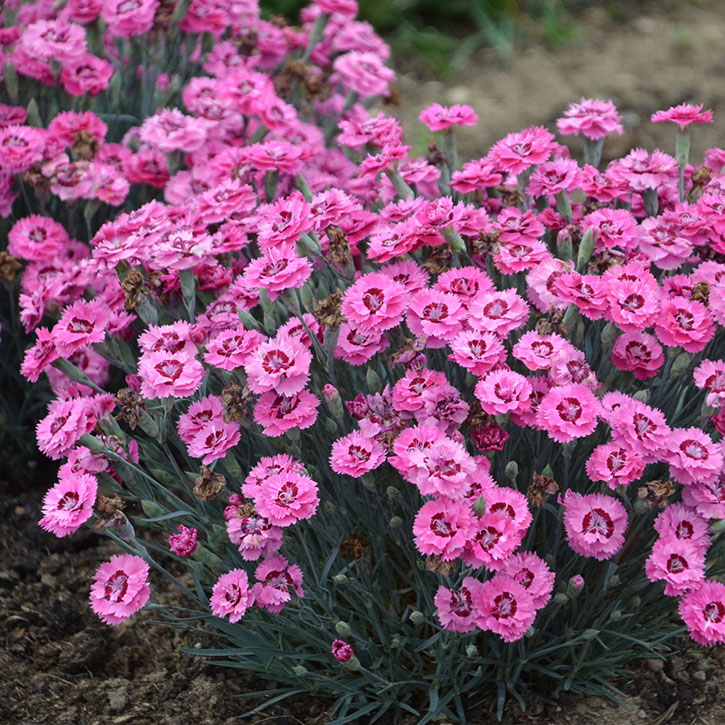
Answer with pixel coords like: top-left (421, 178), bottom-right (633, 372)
top-left (4, 1), bottom-right (725, 722)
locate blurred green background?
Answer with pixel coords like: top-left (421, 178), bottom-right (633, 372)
top-left (266, 0), bottom-right (629, 76)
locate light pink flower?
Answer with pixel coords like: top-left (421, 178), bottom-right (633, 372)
top-left (210, 569), bottom-right (252, 623)
top-left (645, 537), bottom-right (706, 596)
top-left (39, 472), bottom-right (97, 537)
top-left (168, 525), bottom-right (198, 557)
top-left (341, 271), bottom-right (407, 333)
top-left (245, 334), bottom-right (312, 396)
top-left (489, 126), bottom-right (555, 175)
top-left (61, 54), bottom-right (113, 96)
top-left (227, 511), bottom-right (283, 562)
top-left (586, 442), bottom-right (645, 489)
top-left (605, 277), bottom-right (661, 333)
top-left (693, 359), bottom-right (725, 407)
top-left (449, 329), bottom-right (507, 377)
top-left (611, 331), bottom-right (664, 380)
top-left (204, 329), bottom-right (266, 371)
top-left (187, 420), bottom-right (241, 465)
top-left (461, 512), bottom-right (523, 570)
top-left (243, 248), bottom-right (312, 301)
top-left (472, 574), bottom-right (537, 643)
top-left (468, 289), bottom-right (530, 337)
top-left (654, 503), bottom-right (710, 548)
top-left (406, 436), bottom-right (475, 499)
top-left (138, 351), bottom-right (205, 399)
top-left (101, 0), bottom-right (159, 38)
top-left (655, 296), bottom-right (715, 353)
top-left (607, 148), bottom-right (677, 192)
top-left (8, 215), bottom-right (69, 261)
top-left (434, 577), bottom-right (480, 633)
top-left (513, 331), bottom-right (570, 371)
top-left (334, 322), bottom-right (388, 365)
top-left (412, 498), bottom-right (474, 560)
top-left (406, 289), bottom-right (467, 348)
top-left (555, 272), bottom-right (609, 321)
top-left (392, 369), bottom-right (447, 414)
top-left (389, 424), bottom-right (444, 476)
top-left (679, 580), bottom-right (725, 646)
top-left (500, 552), bottom-right (555, 609)
top-left (251, 555), bottom-right (304, 615)
top-left (485, 486), bottom-right (533, 534)
top-left (527, 159), bottom-right (581, 197)
top-left (89, 554), bottom-right (150, 625)
top-left (562, 490), bottom-right (628, 561)
top-left (254, 471), bottom-right (319, 527)
top-left (419, 103), bottom-right (478, 132)
top-left (608, 397), bottom-right (671, 464)
top-left (54, 299), bottom-right (111, 356)
top-left (475, 369), bottom-right (532, 417)
top-left (536, 383), bottom-right (600, 443)
top-left (666, 427), bottom-right (723, 486)
top-left (253, 390), bottom-right (320, 437)
top-left (581, 208), bottom-right (637, 252)
top-left (557, 98), bottom-right (623, 140)
top-left (651, 103), bottom-right (713, 132)
top-left (36, 397), bottom-right (96, 460)
top-left (332, 51), bottom-right (395, 98)
top-left (330, 430), bottom-right (386, 477)
top-left (434, 267), bottom-right (494, 307)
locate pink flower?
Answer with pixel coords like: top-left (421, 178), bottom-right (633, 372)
top-left (527, 159), bottom-right (581, 197)
top-left (227, 511), bottom-right (283, 562)
top-left (187, 420), bottom-right (241, 465)
top-left (434, 267), bottom-right (494, 307)
top-left (245, 334), bottom-right (312, 396)
top-left (562, 490), bottom-right (628, 561)
top-left (645, 537), bottom-right (706, 596)
top-left (39, 472), bottom-right (97, 537)
top-left (412, 498), bottom-right (474, 560)
top-left (140, 108), bottom-right (211, 153)
top-left (211, 569), bottom-right (252, 623)
top-left (101, 0), bottom-right (159, 38)
top-left (468, 289), bottom-right (530, 337)
top-left (406, 289), bottom-right (467, 348)
top-left (335, 322), bottom-right (389, 365)
top-left (682, 477), bottom-right (725, 521)
top-left (406, 436), bottom-right (475, 499)
top-left (204, 329), bottom-right (266, 371)
top-left (380, 259), bottom-right (430, 295)
top-left (557, 98), bottom-right (623, 140)
top-left (21, 328), bottom-right (59, 383)
top-left (555, 272), bottom-right (609, 321)
top-left (665, 427), bottom-right (723, 486)
top-left (513, 331), bottom-right (570, 371)
top-left (177, 396), bottom-right (225, 443)
top-left (489, 126), bottom-right (556, 175)
top-left (389, 424), bottom-right (444, 475)
top-left (536, 383), bottom-right (600, 443)
top-left (607, 398), bottom-right (671, 464)
top-left (485, 486), bottom-right (533, 534)
top-left (20, 19), bottom-right (86, 64)
top-left (54, 299), bottom-right (111, 356)
top-left (434, 577), bottom-right (480, 633)
top-left (449, 330), bottom-right (507, 377)
top-left (0, 126), bottom-right (47, 173)
top-left (251, 555), bottom-right (304, 615)
top-left (330, 430), bottom-right (386, 477)
top-left (332, 51), bottom-right (395, 98)
top-left (694, 360), bottom-right (725, 407)
top-left (392, 369), bottom-right (447, 414)
top-left (341, 272), bottom-right (407, 333)
top-left (253, 390), bottom-right (320, 437)
top-left (607, 148), bottom-right (677, 192)
top-left (605, 277), bottom-right (661, 333)
top-left (243, 455), bottom-right (305, 500)
top-left (254, 471), bottom-right (319, 527)
top-left (61, 54), bottom-right (113, 96)
top-left (461, 512), bottom-right (523, 570)
top-left (168, 525), bottom-right (198, 557)
top-left (475, 369), bottom-right (532, 417)
top-left (654, 503), bottom-right (710, 548)
top-left (331, 639), bottom-right (354, 662)
top-left (473, 425), bottom-right (510, 452)
top-left (8, 215), bottom-right (69, 261)
top-left (655, 296), bottom-right (715, 353)
top-left (419, 103), bottom-right (478, 132)
top-left (138, 351), bottom-right (205, 399)
top-left (472, 574), bottom-right (537, 643)
top-left (638, 216), bottom-right (693, 271)
top-left (651, 103), bottom-right (713, 132)
top-left (611, 332), bottom-right (664, 380)
top-left (89, 554), bottom-right (151, 625)
top-left (36, 398), bottom-right (96, 460)
top-left (500, 552), bottom-right (555, 609)
top-left (679, 580), bottom-right (725, 646)
top-left (586, 442), bottom-right (645, 489)
top-left (243, 248), bottom-right (312, 301)
top-left (581, 208), bottom-right (637, 252)
top-left (451, 158), bottom-right (503, 193)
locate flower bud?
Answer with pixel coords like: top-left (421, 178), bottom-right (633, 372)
top-left (554, 592), bottom-right (569, 606)
top-left (299, 232), bottom-right (321, 255)
top-left (671, 352), bottom-right (691, 377)
top-left (556, 226), bottom-right (573, 259)
top-left (323, 500), bottom-right (336, 515)
top-left (389, 516), bottom-right (403, 529)
top-left (366, 368), bottom-right (382, 392)
top-left (566, 575), bottom-right (585, 598)
top-left (630, 596), bottom-right (641, 608)
top-left (711, 519), bottom-right (725, 534)
top-left (465, 644), bottom-right (479, 657)
top-left (237, 309), bottom-right (260, 330)
top-left (343, 655), bottom-right (361, 671)
top-left (386, 486), bottom-right (400, 503)
top-left (409, 611), bottom-right (425, 625)
top-left (333, 574), bottom-right (348, 585)
top-left (504, 461), bottom-right (518, 482)
top-left (335, 621), bottom-right (352, 637)
top-left (473, 495), bottom-right (487, 516)
top-left (577, 228), bottom-right (596, 269)
top-left (292, 665), bottom-right (308, 676)
top-left (541, 464), bottom-right (554, 478)
top-left (361, 474), bottom-right (376, 491)
top-left (601, 322), bottom-right (619, 346)
top-left (525, 626), bottom-right (535, 638)
top-left (582, 628), bottom-right (600, 641)
top-left (286, 426), bottom-right (300, 441)
top-left (3, 62), bottom-right (18, 102)
top-left (610, 610), bottom-right (622, 622)
top-left (632, 389), bottom-right (650, 403)
top-left (608, 575), bottom-right (620, 588)
top-left (331, 639), bottom-right (353, 663)
top-left (322, 384), bottom-right (345, 421)
top-left (390, 637), bottom-right (401, 649)
top-left (325, 417), bottom-right (339, 435)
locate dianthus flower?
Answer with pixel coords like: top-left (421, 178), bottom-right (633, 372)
top-left (330, 430), bottom-right (386, 477)
top-left (20, 19), bottom-right (86, 63)
top-left (177, 395), bottom-right (224, 443)
top-left (611, 331), bottom-right (664, 380)
top-left (253, 390), bottom-right (320, 437)
top-left (332, 51), bottom-right (395, 98)
top-left (416, 383), bottom-right (469, 435)
top-left (693, 359), bottom-right (725, 407)
top-left (187, 420), bottom-right (241, 465)
top-left (472, 574), bottom-right (537, 643)
top-left (389, 424), bottom-right (444, 475)
top-left (536, 383), bottom-right (600, 443)
top-left (244, 334), bottom-right (312, 396)
top-left (418, 103), bottom-right (478, 132)
top-left (451, 158), bottom-right (503, 193)
top-left (334, 323), bottom-right (388, 365)
top-left (89, 554), bottom-right (150, 625)
top-left (53, 299), bottom-right (111, 356)
top-left (556, 97), bottom-right (623, 140)
top-left (8, 215), bottom-right (69, 261)
top-left (251, 555), bottom-right (304, 615)
top-left (101, 0), bottom-right (159, 38)
top-left (406, 436), bottom-right (475, 499)
top-left (475, 369), bottom-right (532, 417)
top-left (473, 425), bottom-right (510, 452)
top-left (586, 441), bottom-right (645, 489)
top-left (449, 329), bottom-right (507, 377)
top-left (140, 108), bottom-right (211, 153)
top-left (340, 271), bottom-right (407, 333)
top-left (607, 148), bottom-right (677, 192)
top-left (434, 577), bottom-right (481, 633)
top-left (485, 486), bottom-right (533, 534)
top-left (654, 296), bottom-right (715, 353)
top-left (204, 329), bottom-right (266, 371)
top-left (488, 126), bottom-right (555, 175)
top-left (21, 327), bottom-right (59, 382)
top-left (61, 54), bottom-right (113, 96)
top-left (555, 272), bottom-right (609, 320)
top-left (645, 537), bottom-right (706, 597)
top-left (138, 351), bottom-right (205, 399)
top-left (679, 580), bottom-right (725, 646)
top-left (581, 208), bottom-right (638, 252)
top-left (227, 510), bottom-right (284, 561)
top-left (210, 569), bottom-right (252, 623)
top-left (406, 289), bottom-right (467, 348)
top-left (412, 498), bottom-right (474, 560)
top-left (608, 397), bottom-right (671, 463)
top-left (605, 277), bottom-right (661, 333)
top-left (36, 397), bottom-right (96, 460)
top-left (48, 111), bottom-right (108, 146)
top-left (168, 525), bottom-right (198, 557)
top-left (513, 331), bottom-right (571, 371)
top-left (379, 259), bottom-right (430, 295)
top-left (527, 159), bottom-right (581, 197)
top-left (392, 369), bottom-right (447, 414)
top-left (461, 512), bottom-right (523, 570)
top-left (434, 267), bottom-right (493, 307)
top-left (526, 257), bottom-right (572, 313)
top-left (549, 349), bottom-right (599, 391)
top-left (638, 216), bottom-right (694, 271)
top-left (651, 103), bottom-right (713, 132)
top-left (254, 471), bottom-right (319, 527)
top-left (39, 472), bottom-right (97, 537)
top-left (331, 639), bottom-right (354, 662)
top-left (500, 552), bottom-right (555, 609)
top-left (653, 503), bottom-right (710, 547)
top-left (665, 427), bottom-right (723, 486)
top-left (562, 490), bottom-right (628, 561)
top-left (468, 289), bottom-right (530, 337)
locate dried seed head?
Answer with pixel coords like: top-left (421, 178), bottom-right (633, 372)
top-left (636, 479), bottom-right (675, 510)
top-left (0, 251), bottom-right (22, 282)
top-left (325, 225), bottom-right (352, 267)
top-left (312, 291), bottom-right (346, 327)
top-left (425, 555), bottom-right (454, 576)
top-left (691, 280), bottom-right (710, 305)
top-left (114, 387), bottom-right (147, 430)
top-left (193, 465), bottom-right (227, 502)
top-left (338, 532), bottom-right (368, 560)
top-left (221, 381), bottom-right (251, 423)
top-left (422, 244), bottom-right (453, 275)
top-left (527, 473), bottom-right (559, 508)
top-left (72, 130), bottom-right (99, 161)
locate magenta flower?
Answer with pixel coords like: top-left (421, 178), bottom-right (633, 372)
top-left (332, 51), bottom-right (395, 98)
top-left (489, 126), bottom-right (556, 175)
top-left (536, 383), bottom-right (601, 443)
top-left (251, 555), bottom-right (304, 615)
top-left (654, 503), bottom-right (710, 548)
top-left (581, 208), bottom-right (637, 252)
top-left (468, 289), bottom-right (530, 337)
top-left (645, 537), bottom-right (706, 597)
top-left (335, 323), bottom-right (389, 365)
top-left (8, 215), bottom-right (69, 261)
top-left (434, 577), bottom-right (481, 633)
top-left (655, 296), bottom-right (715, 353)
top-left (562, 490), bottom-right (628, 561)
top-left (419, 103), bottom-right (478, 132)
top-left (665, 427), bottom-right (723, 486)
top-left (693, 359), bottom-right (725, 407)
top-left (54, 299), bottom-right (111, 356)
top-left (557, 98), bottom-right (623, 140)
top-left (89, 554), bottom-right (151, 625)
top-left (204, 329), bottom-right (266, 371)
top-left (392, 369), bottom-right (447, 414)
top-left (341, 272), bottom-right (407, 334)
top-left (513, 331), bottom-right (571, 371)
top-left (245, 334), bottom-right (312, 396)
top-left (253, 390), bottom-right (320, 437)
top-left (451, 158), bottom-right (503, 193)
top-left (475, 369), bottom-right (533, 417)
top-left (527, 159), bottom-right (581, 197)
top-left (605, 277), bottom-right (661, 333)
top-left (36, 398), bottom-right (95, 460)
top-left (187, 420), bottom-right (241, 465)
top-left (330, 430), bottom-right (386, 478)
top-left (20, 327), bottom-right (59, 383)
top-left (243, 248), bottom-right (313, 301)
top-left (211, 569), bottom-right (252, 623)
top-left (254, 471), bottom-right (319, 527)
top-left (434, 266), bottom-right (494, 307)
top-left (39, 472), bottom-right (97, 538)
top-left (101, 0), bottom-right (159, 38)
top-left (681, 477), bottom-right (725, 521)
top-left (472, 425), bottom-right (510, 452)
top-left (611, 332), bottom-right (664, 381)
top-left (227, 512), bottom-right (283, 562)
top-left (168, 525), bottom-right (198, 557)
top-left (500, 552), bottom-right (555, 609)
top-left (412, 498), bottom-right (474, 561)
top-left (331, 639), bottom-right (354, 662)
top-left (461, 512), bottom-right (523, 570)
top-left (406, 289), bottom-right (467, 348)
top-left (138, 351), bottom-right (205, 399)
top-left (586, 441), bottom-right (645, 489)
top-left (651, 103), bottom-right (713, 132)
top-left (679, 580), bottom-right (725, 646)
top-left (472, 574), bottom-right (537, 643)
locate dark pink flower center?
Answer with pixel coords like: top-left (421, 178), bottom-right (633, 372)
top-left (493, 591), bottom-right (518, 619)
top-left (422, 302), bottom-right (449, 322)
top-left (224, 584), bottom-right (243, 607)
top-left (362, 288), bottom-right (385, 312)
top-left (490, 501), bottom-right (516, 519)
top-left (50, 414), bottom-right (69, 435)
top-left (681, 439), bottom-right (708, 460)
top-left (450, 588), bottom-right (473, 617)
top-left (479, 525), bottom-right (502, 551)
top-left (622, 293), bottom-right (644, 311)
top-left (68, 317), bottom-right (94, 335)
top-left (516, 568), bottom-right (534, 589)
top-left (606, 450), bottom-right (626, 472)
top-left (348, 444), bottom-right (370, 462)
top-left (666, 554), bottom-right (688, 573)
top-left (582, 507), bottom-right (614, 538)
top-left (556, 397), bottom-right (582, 422)
top-left (275, 481), bottom-right (298, 507)
top-left (104, 570), bottom-right (129, 602)
top-left (675, 521), bottom-right (694, 539)
top-left (155, 359), bottom-right (183, 381)
top-left (632, 412), bottom-right (656, 439)
top-left (532, 341), bottom-right (554, 357)
top-left (703, 601), bottom-right (725, 624)
top-left (675, 309), bottom-right (695, 331)
top-left (58, 491), bottom-right (80, 511)
top-left (430, 513), bottom-right (452, 537)
top-left (484, 299), bottom-right (508, 319)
